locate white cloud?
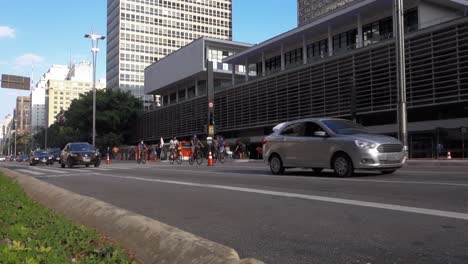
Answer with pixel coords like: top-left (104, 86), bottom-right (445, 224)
top-left (15, 53), bottom-right (44, 66)
top-left (0, 26), bottom-right (15, 38)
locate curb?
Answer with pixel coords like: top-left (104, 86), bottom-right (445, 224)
top-left (0, 168), bottom-right (264, 264)
top-left (406, 160), bottom-right (468, 167)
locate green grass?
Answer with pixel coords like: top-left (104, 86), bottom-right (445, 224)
top-left (0, 173), bottom-right (136, 264)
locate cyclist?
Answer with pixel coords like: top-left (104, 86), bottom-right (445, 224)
top-left (190, 135), bottom-right (204, 160)
top-left (169, 137), bottom-right (179, 159)
top-left (136, 140), bottom-right (148, 163)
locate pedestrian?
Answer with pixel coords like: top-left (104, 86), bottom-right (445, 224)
top-left (256, 145), bottom-right (262, 159)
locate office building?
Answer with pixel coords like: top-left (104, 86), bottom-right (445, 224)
top-left (31, 65), bottom-right (72, 133)
top-left (106, 0), bottom-right (233, 107)
top-left (46, 79), bottom-right (105, 126)
top-left (135, 0), bottom-right (468, 159)
top-left (16, 96), bottom-right (31, 134)
top-left (298, 0), bottom-right (362, 26)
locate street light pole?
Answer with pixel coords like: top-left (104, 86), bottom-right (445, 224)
top-left (84, 33), bottom-right (106, 147)
top-left (14, 119), bottom-right (17, 156)
top-left (395, 0), bottom-right (408, 153)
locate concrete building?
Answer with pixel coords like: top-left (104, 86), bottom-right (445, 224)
top-left (1, 115), bottom-right (13, 155)
top-left (298, 0), bottom-right (363, 26)
top-left (106, 0), bottom-right (233, 107)
top-left (46, 79), bottom-right (105, 127)
top-left (31, 65), bottom-right (73, 134)
top-left (136, 0), bottom-right (468, 159)
top-left (66, 61), bottom-right (92, 82)
top-left (16, 96), bottom-right (31, 134)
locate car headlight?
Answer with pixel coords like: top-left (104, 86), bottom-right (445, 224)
top-left (355, 140), bottom-right (377, 149)
top-left (48, 156), bottom-right (53, 159)
top-left (35, 158), bottom-right (39, 160)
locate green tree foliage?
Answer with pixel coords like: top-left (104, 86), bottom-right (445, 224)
top-left (33, 89), bottom-right (142, 151)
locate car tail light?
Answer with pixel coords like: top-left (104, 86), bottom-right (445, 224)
top-left (261, 137), bottom-right (267, 145)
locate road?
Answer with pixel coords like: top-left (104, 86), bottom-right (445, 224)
top-left (2, 160), bottom-right (468, 264)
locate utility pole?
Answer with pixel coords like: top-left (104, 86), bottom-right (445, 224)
top-left (395, 0), bottom-right (408, 153)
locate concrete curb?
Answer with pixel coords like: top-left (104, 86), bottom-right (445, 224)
top-left (0, 168), bottom-right (264, 264)
top-left (406, 160), bottom-right (468, 167)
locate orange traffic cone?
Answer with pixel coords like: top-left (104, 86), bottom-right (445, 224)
top-left (447, 151), bottom-right (452, 160)
top-left (207, 151), bottom-right (213, 166)
top-left (106, 154), bottom-right (110, 164)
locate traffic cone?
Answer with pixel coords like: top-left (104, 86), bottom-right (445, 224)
top-left (447, 151), bottom-right (452, 160)
top-left (207, 151), bottom-right (213, 166)
top-left (106, 154), bottom-right (110, 164)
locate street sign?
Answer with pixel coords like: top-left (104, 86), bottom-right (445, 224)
top-left (1, 74), bottom-right (31, 90)
top-left (208, 102), bottom-right (214, 108)
top-left (208, 125), bottom-right (215, 136)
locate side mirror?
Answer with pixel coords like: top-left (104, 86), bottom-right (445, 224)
top-left (314, 131), bottom-right (328, 137)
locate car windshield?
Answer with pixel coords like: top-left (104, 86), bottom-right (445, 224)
top-left (34, 151), bottom-right (49, 155)
top-left (322, 120), bottom-right (371, 135)
top-left (70, 143), bottom-right (94, 152)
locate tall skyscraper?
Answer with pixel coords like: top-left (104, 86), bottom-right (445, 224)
top-left (16, 96), bottom-right (31, 134)
top-left (298, 0), bottom-right (362, 26)
top-left (106, 0), bottom-right (232, 106)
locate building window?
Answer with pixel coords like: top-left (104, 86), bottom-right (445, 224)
top-left (333, 29), bottom-right (357, 53)
top-left (265, 55), bottom-right (281, 73)
top-left (285, 48), bottom-right (303, 67)
top-left (307, 39), bottom-right (328, 60)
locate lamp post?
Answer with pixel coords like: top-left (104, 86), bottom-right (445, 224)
top-left (84, 33), bottom-right (106, 147)
top-left (14, 119), bottom-right (17, 156)
top-left (394, 0), bottom-right (408, 154)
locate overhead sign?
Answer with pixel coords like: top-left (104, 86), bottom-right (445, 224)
top-left (1, 74), bottom-right (31, 90)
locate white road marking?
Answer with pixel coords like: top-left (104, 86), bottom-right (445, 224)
top-left (30, 167), bottom-right (67, 174)
top-left (16, 169), bottom-right (43, 175)
top-left (98, 174), bottom-right (468, 221)
top-left (92, 168), bottom-right (111, 171)
top-left (135, 167), bottom-right (468, 188)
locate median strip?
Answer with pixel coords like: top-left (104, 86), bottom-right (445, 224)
top-left (0, 172), bottom-right (135, 263)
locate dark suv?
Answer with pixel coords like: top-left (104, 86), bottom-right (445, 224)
top-left (60, 142), bottom-right (101, 168)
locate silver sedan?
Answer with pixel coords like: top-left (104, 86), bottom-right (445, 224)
top-left (262, 118), bottom-right (406, 177)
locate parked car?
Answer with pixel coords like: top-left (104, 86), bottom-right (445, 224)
top-left (60, 142), bottom-right (101, 168)
top-left (48, 148), bottom-right (62, 163)
top-left (262, 118), bottom-right (406, 177)
top-left (29, 150), bottom-right (54, 166)
top-left (0, 156), bottom-right (6, 162)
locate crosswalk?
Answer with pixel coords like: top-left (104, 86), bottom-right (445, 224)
top-left (5, 164), bottom-right (147, 177)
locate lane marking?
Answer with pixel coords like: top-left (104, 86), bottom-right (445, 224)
top-left (92, 168), bottom-right (111, 171)
top-left (98, 174), bottom-right (468, 221)
top-left (30, 167), bottom-right (67, 174)
top-left (130, 167), bottom-right (468, 188)
top-left (16, 169), bottom-right (43, 175)
top-left (36, 172), bottom-right (100, 179)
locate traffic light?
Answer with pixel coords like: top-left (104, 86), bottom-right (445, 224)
top-left (209, 112), bottom-right (215, 126)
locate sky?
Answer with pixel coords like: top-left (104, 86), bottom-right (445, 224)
top-left (0, 0), bottom-right (297, 121)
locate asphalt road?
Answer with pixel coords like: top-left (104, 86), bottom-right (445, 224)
top-left (2, 160), bottom-right (468, 264)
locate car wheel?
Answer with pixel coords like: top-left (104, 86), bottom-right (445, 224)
top-left (67, 158), bottom-right (74, 168)
top-left (85, 164), bottom-right (90, 168)
top-left (381, 169), bottom-right (396, 175)
top-left (332, 154), bottom-right (353, 177)
top-left (94, 160), bottom-right (101, 168)
top-left (30, 162), bottom-right (35, 166)
top-left (269, 154), bottom-right (285, 175)
top-left (312, 168), bottom-right (323, 174)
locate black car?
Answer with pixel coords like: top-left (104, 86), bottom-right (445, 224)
top-left (30, 150), bottom-right (54, 166)
top-left (48, 148), bottom-right (62, 163)
top-left (60, 142), bottom-right (101, 168)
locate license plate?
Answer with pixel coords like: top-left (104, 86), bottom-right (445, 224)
top-left (42, 159), bottom-right (47, 162)
top-left (83, 158), bottom-right (90, 162)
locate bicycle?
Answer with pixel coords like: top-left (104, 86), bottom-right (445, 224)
top-left (212, 149), bottom-right (225, 163)
top-left (137, 150), bottom-right (146, 164)
top-left (189, 148), bottom-right (204, 165)
top-left (169, 148), bottom-right (182, 165)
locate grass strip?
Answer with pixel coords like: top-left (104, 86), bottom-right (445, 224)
top-left (0, 173), bottom-right (136, 263)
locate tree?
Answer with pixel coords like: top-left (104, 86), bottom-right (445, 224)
top-left (63, 89), bottom-right (142, 150)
